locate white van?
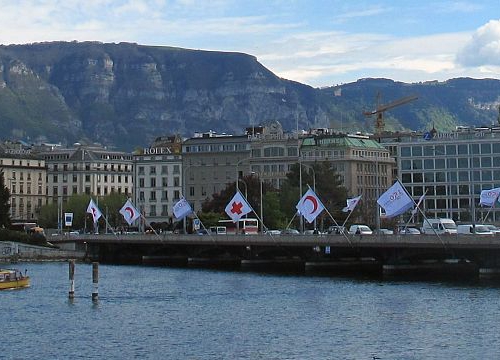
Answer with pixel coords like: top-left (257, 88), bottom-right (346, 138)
top-left (457, 224), bottom-right (493, 235)
top-left (421, 218), bottom-right (457, 235)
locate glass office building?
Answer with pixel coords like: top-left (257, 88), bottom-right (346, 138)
top-left (382, 127), bottom-right (500, 223)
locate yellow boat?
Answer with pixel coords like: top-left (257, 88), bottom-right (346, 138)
top-left (0, 269), bottom-right (30, 290)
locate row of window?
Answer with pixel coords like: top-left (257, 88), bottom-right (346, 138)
top-left (138, 177), bottom-right (180, 187)
top-left (137, 165), bottom-right (180, 175)
top-left (401, 157), bottom-right (500, 170)
top-left (400, 142), bottom-right (500, 157)
top-left (10, 184), bottom-right (43, 195)
top-left (137, 190), bottom-right (181, 202)
top-left (51, 163), bottom-right (131, 172)
top-left (402, 170), bottom-right (500, 183)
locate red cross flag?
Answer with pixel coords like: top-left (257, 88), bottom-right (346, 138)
top-left (296, 188), bottom-right (325, 223)
top-left (86, 198), bottom-right (102, 224)
top-left (119, 199), bottom-right (141, 225)
top-left (225, 191), bottom-right (252, 222)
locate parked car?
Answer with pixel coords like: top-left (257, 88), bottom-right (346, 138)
top-left (348, 225), bottom-right (373, 235)
top-left (327, 226), bottom-right (346, 234)
top-left (400, 227), bottom-right (421, 235)
top-left (374, 228), bottom-right (393, 235)
top-left (457, 224), bottom-right (493, 235)
top-left (281, 228), bottom-right (301, 235)
top-left (484, 224), bottom-right (500, 234)
top-left (264, 229), bottom-right (281, 235)
top-left (303, 229), bottom-right (322, 235)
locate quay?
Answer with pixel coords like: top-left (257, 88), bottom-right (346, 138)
top-left (49, 233), bottom-right (500, 278)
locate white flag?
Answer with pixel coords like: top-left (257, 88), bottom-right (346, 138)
top-left (342, 195), bottom-right (362, 212)
top-left (296, 188), bottom-right (325, 223)
top-left (86, 198), bottom-right (102, 224)
top-left (479, 187), bottom-right (500, 207)
top-left (225, 191), bottom-right (252, 222)
top-left (173, 197), bottom-right (193, 220)
top-left (377, 181), bottom-right (414, 218)
top-left (119, 199), bottom-right (141, 225)
top-left (411, 192), bottom-right (426, 215)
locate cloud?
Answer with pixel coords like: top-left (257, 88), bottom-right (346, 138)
top-left (456, 19), bottom-right (500, 67)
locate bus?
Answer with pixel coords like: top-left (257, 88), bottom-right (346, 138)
top-left (218, 218), bottom-right (259, 235)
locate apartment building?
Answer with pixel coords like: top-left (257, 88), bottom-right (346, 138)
top-left (38, 144), bottom-right (133, 203)
top-left (133, 135), bottom-right (183, 223)
top-left (0, 142), bottom-right (46, 222)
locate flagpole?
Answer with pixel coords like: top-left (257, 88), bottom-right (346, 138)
top-left (395, 180), bottom-right (453, 256)
top-left (480, 192), bottom-right (499, 224)
top-left (303, 185), bottom-right (353, 246)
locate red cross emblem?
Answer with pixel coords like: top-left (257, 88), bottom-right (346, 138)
top-left (230, 201), bottom-right (244, 215)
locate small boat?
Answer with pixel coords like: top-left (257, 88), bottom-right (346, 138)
top-left (0, 269), bottom-right (30, 290)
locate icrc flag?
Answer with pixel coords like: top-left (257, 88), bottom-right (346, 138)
top-left (296, 188), bottom-right (325, 223)
top-left (119, 199), bottom-right (141, 225)
top-left (377, 181), bottom-right (414, 218)
top-left (479, 187), bottom-right (500, 207)
top-left (173, 197), bottom-right (193, 220)
top-left (225, 191), bottom-right (252, 222)
top-left (411, 192), bottom-right (426, 215)
top-left (342, 195), bottom-right (362, 212)
top-left (86, 199), bottom-right (103, 224)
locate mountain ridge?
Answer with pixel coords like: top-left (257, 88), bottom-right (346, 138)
top-left (0, 41), bottom-right (499, 151)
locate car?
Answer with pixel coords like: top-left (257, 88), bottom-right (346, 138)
top-left (348, 224), bottom-right (373, 235)
top-left (374, 228), bottom-right (393, 235)
top-left (327, 226), bottom-right (346, 234)
top-left (303, 229), bottom-right (322, 235)
top-left (400, 227), bottom-right (421, 235)
top-left (484, 224), bottom-right (500, 234)
top-left (264, 229), bottom-right (281, 235)
top-left (281, 228), bottom-right (300, 235)
top-left (68, 230), bottom-right (80, 236)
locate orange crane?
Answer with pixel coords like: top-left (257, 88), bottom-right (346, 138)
top-left (364, 92), bottom-right (418, 134)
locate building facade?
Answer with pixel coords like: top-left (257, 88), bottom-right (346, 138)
top-left (0, 142), bottom-right (46, 222)
top-left (301, 133), bottom-right (395, 225)
top-left (380, 126), bottom-right (500, 223)
top-left (38, 144), bottom-right (133, 204)
top-left (182, 131), bottom-right (251, 212)
top-left (133, 135), bottom-right (183, 224)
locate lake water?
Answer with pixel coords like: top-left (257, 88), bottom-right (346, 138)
top-left (2, 262), bottom-right (500, 359)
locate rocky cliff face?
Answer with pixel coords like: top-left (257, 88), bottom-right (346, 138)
top-left (0, 41), bottom-right (499, 150)
top-left (0, 42), bottom-right (325, 150)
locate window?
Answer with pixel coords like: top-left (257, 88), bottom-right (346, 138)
top-left (150, 191), bottom-right (156, 200)
top-left (162, 177), bottom-right (168, 187)
top-left (150, 178), bottom-right (156, 187)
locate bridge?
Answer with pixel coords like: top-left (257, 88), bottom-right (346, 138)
top-left (50, 233), bottom-right (500, 278)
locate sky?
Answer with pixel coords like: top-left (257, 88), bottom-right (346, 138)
top-left (1, 0), bottom-right (500, 88)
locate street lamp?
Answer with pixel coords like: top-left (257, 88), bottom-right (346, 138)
top-left (251, 171), bottom-right (264, 232)
top-left (236, 156), bottom-right (252, 193)
top-left (360, 154), bottom-right (380, 230)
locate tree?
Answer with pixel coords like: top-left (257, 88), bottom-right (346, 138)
top-left (38, 193), bottom-right (128, 231)
top-left (280, 161), bottom-right (348, 230)
top-left (201, 174), bottom-right (284, 229)
top-left (0, 172), bottom-right (11, 228)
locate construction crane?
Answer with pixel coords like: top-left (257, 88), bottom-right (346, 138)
top-left (364, 92), bottom-right (418, 134)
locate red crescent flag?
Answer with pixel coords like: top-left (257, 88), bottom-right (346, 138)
top-left (225, 191), bottom-right (252, 222)
top-left (119, 199), bottom-right (140, 225)
top-left (86, 198), bottom-right (103, 224)
top-left (296, 188), bottom-right (325, 223)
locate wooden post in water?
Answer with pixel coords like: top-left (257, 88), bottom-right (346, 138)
top-left (68, 260), bottom-right (75, 299)
top-left (92, 262), bottom-right (99, 301)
